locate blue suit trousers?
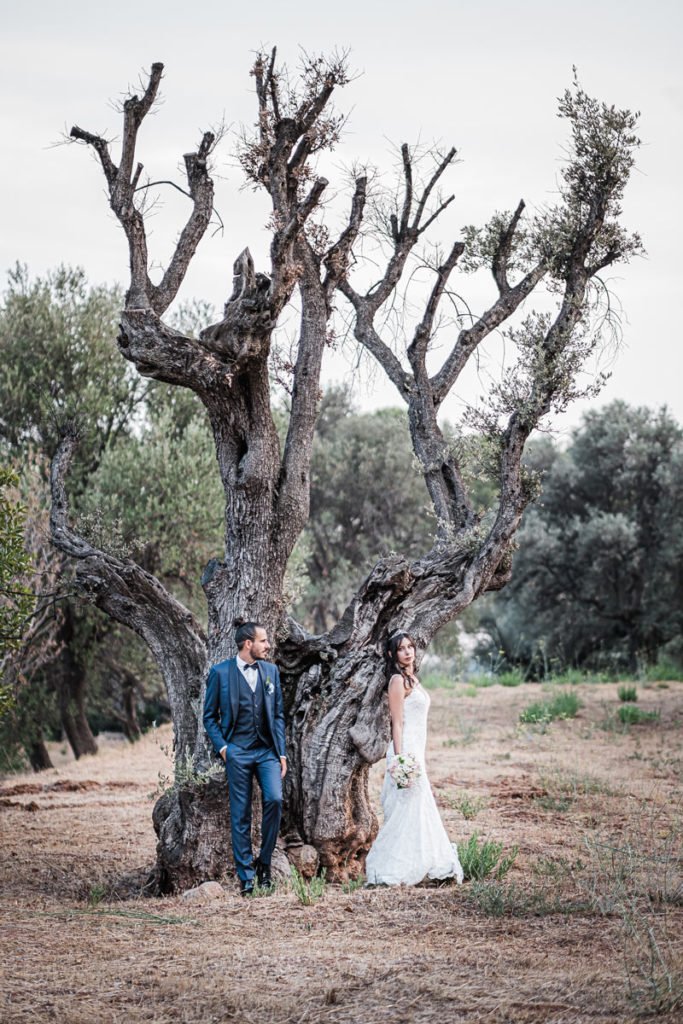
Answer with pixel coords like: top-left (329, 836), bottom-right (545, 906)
top-left (225, 743), bottom-right (282, 882)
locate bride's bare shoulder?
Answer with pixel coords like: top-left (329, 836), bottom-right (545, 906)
top-left (388, 673), bottom-right (405, 694)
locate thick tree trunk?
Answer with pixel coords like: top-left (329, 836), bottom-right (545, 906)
top-left (122, 691), bottom-right (142, 742)
top-left (279, 558), bottom-right (413, 879)
top-left (118, 668), bottom-right (142, 741)
top-left (53, 608), bottom-right (98, 759)
top-left (152, 776), bottom-right (231, 892)
top-left (28, 738), bottom-right (53, 772)
top-left (282, 657), bottom-right (386, 880)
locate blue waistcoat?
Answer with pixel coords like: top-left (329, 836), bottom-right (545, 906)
top-left (230, 673), bottom-right (270, 750)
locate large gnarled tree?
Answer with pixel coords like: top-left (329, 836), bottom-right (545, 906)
top-left (51, 53), bottom-right (642, 889)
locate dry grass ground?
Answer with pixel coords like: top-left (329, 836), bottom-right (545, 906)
top-left (2, 680), bottom-right (682, 1024)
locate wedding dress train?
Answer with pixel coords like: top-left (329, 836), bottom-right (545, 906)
top-left (365, 684), bottom-right (464, 886)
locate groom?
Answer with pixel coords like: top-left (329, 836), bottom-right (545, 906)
top-left (203, 620), bottom-right (287, 895)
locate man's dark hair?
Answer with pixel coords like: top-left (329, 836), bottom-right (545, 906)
top-left (234, 620), bottom-right (265, 650)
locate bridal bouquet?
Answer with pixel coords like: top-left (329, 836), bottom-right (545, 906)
top-left (389, 752), bottom-right (422, 789)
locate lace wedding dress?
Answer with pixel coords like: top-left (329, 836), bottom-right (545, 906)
top-left (366, 684), bottom-right (464, 886)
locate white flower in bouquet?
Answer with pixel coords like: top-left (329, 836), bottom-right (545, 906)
top-left (388, 752), bottom-right (421, 789)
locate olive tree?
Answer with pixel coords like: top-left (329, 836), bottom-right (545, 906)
top-left (51, 53), bottom-right (642, 888)
top-left (479, 402), bottom-right (683, 674)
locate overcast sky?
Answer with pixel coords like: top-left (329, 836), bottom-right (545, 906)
top-left (2, 0), bottom-right (681, 437)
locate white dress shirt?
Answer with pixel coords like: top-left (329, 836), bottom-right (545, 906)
top-left (237, 655), bottom-right (259, 692)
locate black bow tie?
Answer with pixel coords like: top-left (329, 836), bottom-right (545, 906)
top-left (243, 663), bottom-right (257, 673)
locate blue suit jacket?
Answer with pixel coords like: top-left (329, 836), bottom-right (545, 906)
top-left (203, 657), bottom-right (286, 760)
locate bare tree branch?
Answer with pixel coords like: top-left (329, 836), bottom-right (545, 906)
top-left (150, 131), bottom-right (216, 313)
top-left (118, 309), bottom-right (234, 390)
top-left (322, 175), bottom-right (367, 301)
top-left (397, 143), bottom-right (413, 240)
top-left (71, 63), bottom-right (215, 314)
top-left (492, 199), bottom-right (525, 292)
top-left (431, 261), bottom-right (547, 403)
top-left (337, 280), bottom-right (413, 397)
top-left (407, 241), bottom-right (465, 368)
top-left (119, 63), bottom-right (164, 183)
top-left (274, 247), bottom-right (328, 556)
top-left (414, 147), bottom-right (456, 227)
top-left (275, 177), bottom-right (329, 258)
top-left (50, 428), bottom-right (208, 753)
top-left (69, 126), bottom-right (117, 185)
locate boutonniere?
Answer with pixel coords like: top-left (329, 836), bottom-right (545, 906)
top-left (264, 679), bottom-right (274, 696)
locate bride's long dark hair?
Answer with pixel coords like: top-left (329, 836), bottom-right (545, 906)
top-left (385, 630), bottom-right (417, 691)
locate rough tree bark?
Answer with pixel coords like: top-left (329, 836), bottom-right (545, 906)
top-left (52, 55), bottom-right (642, 887)
top-left (52, 605), bottom-right (98, 759)
top-left (28, 739), bottom-right (53, 772)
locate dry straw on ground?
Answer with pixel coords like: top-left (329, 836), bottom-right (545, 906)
top-left (2, 681), bottom-right (682, 1023)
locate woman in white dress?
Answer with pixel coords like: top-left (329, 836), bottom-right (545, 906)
top-left (366, 630), bottom-right (464, 886)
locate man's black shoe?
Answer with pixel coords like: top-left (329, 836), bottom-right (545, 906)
top-left (255, 860), bottom-right (272, 888)
top-left (240, 878), bottom-right (255, 897)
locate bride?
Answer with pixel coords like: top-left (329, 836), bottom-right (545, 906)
top-left (366, 630), bottom-right (464, 886)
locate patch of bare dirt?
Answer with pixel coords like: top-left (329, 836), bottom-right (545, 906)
top-left (1, 681), bottom-right (681, 1023)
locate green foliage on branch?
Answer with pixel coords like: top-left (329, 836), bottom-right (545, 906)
top-left (0, 264), bottom-right (146, 476)
top-left (0, 467), bottom-right (34, 657)
top-left (78, 386), bottom-right (223, 613)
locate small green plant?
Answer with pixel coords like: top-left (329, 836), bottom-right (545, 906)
top-left (643, 659), bottom-right (683, 683)
top-left (290, 866), bottom-right (327, 905)
top-left (552, 668), bottom-right (615, 685)
top-left (251, 879), bottom-right (277, 898)
top-left (618, 685), bottom-right (638, 703)
top-left (341, 875), bottom-right (365, 894)
top-left (543, 768), bottom-right (616, 798)
top-left (534, 768), bottom-right (615, 811)
top-left (451, 792), bottom-right (486, 820)
top-left (465, 879), bottom-right (588, 918)
top-left (458, 832), bottom-right (518, 882)
top-left (471, 674), bottom-right (496, 688)
top-left (519, 690), bottom-right (581, 725)
top-left (156, 748), bottom-right (225, 795)
top-left (532, 855), bottom-right (585, 879)
top-left (498, 670), bottom-right (524, 687)
top-left (618, 705), bottom-right (660, 726)
top-left (87, 883), bottom-right (108, 907)
top-left (549, 667), bottom-right (586, 685)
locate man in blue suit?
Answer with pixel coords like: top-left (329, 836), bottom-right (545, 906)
top-left (203, 620), bottom-right (287, 895)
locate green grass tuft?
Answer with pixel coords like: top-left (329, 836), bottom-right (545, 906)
top-left (519, 690), bottom-right (581, 725)
top-left (618, 705), bottom-right (660, 726)
top-left (642, 659), bottom-right (683, 682)
top-left (458, 832), bottom-right (518, 881)
top-left (447, 792), bottom-right (486, 820)
top-left (341, 876), bottom-right (365, 894)
top-left (618, 685), bottom-right (638, 703)
top-left (465, 879), bottom-right (590, 918)
top-left (498, 670), bottom-right (524, 687)
top-left (290, 866), bottom-right (327, 904)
